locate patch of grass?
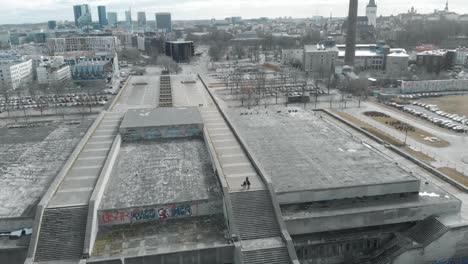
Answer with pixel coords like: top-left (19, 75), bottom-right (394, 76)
top-left (438, 167), bottom-right (468, 187)
top-left (419, 95), bottom-right (468, 117)
top-left (364, 111), bottom-right (450, 148)
top-left (403, 146), bottom-right (436, 162)
top-left (335, 111), bottom-right (405, 147)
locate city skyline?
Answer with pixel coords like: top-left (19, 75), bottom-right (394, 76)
top-left (1, 0), bottom-right (467, 25)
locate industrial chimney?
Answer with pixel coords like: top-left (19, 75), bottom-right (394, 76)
top-left (344, 0), bottom-right (358, 67)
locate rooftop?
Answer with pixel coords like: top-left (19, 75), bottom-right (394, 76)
top-left (223, 105), bottom-right (420, 202)
top-left (100, 138), bottom-right (220, 210)
top-left (120, 107), bottom-right (203, 130)
top-left (0, 119), bottom-right (92, 218)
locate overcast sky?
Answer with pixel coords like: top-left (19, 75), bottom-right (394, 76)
top-left (1, 0), bottom-right (467, 25)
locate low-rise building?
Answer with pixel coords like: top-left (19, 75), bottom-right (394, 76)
top-left (386, 51), bottom-right (410, 79)
top-left (71, 60), bottom-right (112, 80)
top-left (455, 48), bottom-right (468, 66)
top-left (0, 53), bottom-right (32, 89)
top-left (36, 56), bottom-right (71, 85)
top-left (416, 49), bottom-right (456, 73)
top-left (304, 44), bottom-right (338, 79)
top-left (281, 49), bottom-right (304, 66)
top-left (47, 36), bottom-right (119, 54)
top-left (337, 43), bottom-right (388, 70)
top-left (165, 41), bottom-right (194, 63)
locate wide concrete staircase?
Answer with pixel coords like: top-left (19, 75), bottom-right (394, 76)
top-left (242, 246), bottom-right (291, 264)
top-left (34, 206), bottom-right (88, 261)
top-left (405, 217), bottom-right (447, 246)
top-left (231, 190), bottom-right (281, 240)
top-left (231, 190), bottom-right (290, 264)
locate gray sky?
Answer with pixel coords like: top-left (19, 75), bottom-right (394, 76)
top-left (1, 0), bottom-right (467, 25)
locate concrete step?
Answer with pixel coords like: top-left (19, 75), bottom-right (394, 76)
top-left (34, 206), bottom-right (88, 262)
top-left (242, 246), bottom-right (291, 264)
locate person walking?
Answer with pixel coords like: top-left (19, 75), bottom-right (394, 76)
top-left (241, 177), bottom-right (251, 190)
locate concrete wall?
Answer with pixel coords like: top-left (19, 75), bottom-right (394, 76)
top-left (0, 246), bottom-right (28, 264)
top-left (0, 217), bottom-right (33, 233)
top-left (277, 181), bottom-right (421, 205)
top-left (86, 245), bottom-right (234, 264)
top-left (120, 124), bottom-right (203, 141)
top-left (393, 226), bottom-right (468, 264)
top-left (285, 201), bottom-right (461, 235)
top-left (401, 79), bottom-right (468, 94)
top-left (98, 199), bottom-right (222, 226)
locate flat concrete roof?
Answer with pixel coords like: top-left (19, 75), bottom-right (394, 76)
top-left (223, 105), bottom-right (420, 202)
top-left (90, 215), bottom-right (228, 260)
top-left (0, 119), bottom-right (93, 218)
top-left (120, 107), bottom-right (203, 129)
top-left (100, 138), bottom-right (220, 210)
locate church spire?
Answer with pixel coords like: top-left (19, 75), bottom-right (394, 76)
top-left (367, 0), bottom-right (377, 7)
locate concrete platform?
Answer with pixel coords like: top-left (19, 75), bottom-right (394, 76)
top-left (0, 119), bottom-right (93, 219)
top-left (99, 138), bottom-right (221, 210)
top-left (282, 182), bottom-right (461, 234)
top-left (223, 105), bottom-right (421, 204)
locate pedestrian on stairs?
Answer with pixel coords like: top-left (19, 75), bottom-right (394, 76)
top-left (241, 177), bottom-right (251, 190)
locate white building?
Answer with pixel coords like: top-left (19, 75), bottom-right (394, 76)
top-left (455, 48), bottom-right (468, 66)
top-left (47, 37), bottom-right (119, 54)
top-left (0, 54), bottom-right (33, 89)
top-left (337, 44), bottom-right (386, 70)
top-left (366, 0), bottom-right (377, 27)
top-left (304, 44), bottom-right (339, 79)
top-left (386, 51), bottom-right (409, 79)
top-left (36, 56), bottom-right (71, 85)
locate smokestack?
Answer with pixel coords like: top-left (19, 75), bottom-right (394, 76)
top-left (345, 0), bottom-right (358, 67)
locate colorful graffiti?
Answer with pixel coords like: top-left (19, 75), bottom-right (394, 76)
top-left (435, 257), bottom-right (468, 264)
top-left (100, 204), bottom-right (193, 224)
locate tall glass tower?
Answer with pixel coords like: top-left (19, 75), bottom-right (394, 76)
top-left (98, 6), bottom-right (108, 27)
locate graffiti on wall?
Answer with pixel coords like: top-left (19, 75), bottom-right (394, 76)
top-left (101, 204), bottom-right (193, 225)
top-left (434, 257), bottom-right (468, 264)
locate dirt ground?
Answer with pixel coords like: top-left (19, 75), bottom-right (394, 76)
top-left (419, 95), bottom-right (468, 117)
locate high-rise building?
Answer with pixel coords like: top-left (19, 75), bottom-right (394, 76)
top-left (125, 10), bottom-right (132, 28)
top-left (107, 12), bottom-right (118, 26)
top-left (344, 0), bottom-right (358, 67)
top-left (155, 12), bottom-right (172, 32)
top-left (137, 12), bottom-right (147, 27)
top-left (366, 0), bottom-right (377, 27)
top-left (48, 20), bottom-right (57, 30)
top-left (98, 6), bottom-right (108, 27)
top-left (73, 4), bottom-right (92, 27)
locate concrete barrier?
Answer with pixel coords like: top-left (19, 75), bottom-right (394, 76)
top-left (198, 74), bottom-right (300, 264)
top-left (25, 112), bottom-right (106, 262)
top-left (83, 135), bottom-right (122, 258)
top-left (107, 76), bottom-right (132, 111)
top-left (0, 217), bottom-right (34, 233)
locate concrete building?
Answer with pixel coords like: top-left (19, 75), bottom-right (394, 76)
top-left (97, 6), bottom-right (107, 27)
top-left (337, 43), bottom-right (389, 70)
top-left (304, 43), bottom-right (338, 79)
top-left (120, 107), bottom-right (204, 141)
top-left (137, 12), bottom-right (146, 28)
top-left (386, 51), bottom-right (409, 79)
top-left (366, 0), bottom-right (377, 27)
top-left (73, 4), bottom-right (92, 27)
top-left (107, 12), bottom-right (118, 26)
top-left (455, 47), bottom-right (468, 66)
top-left (165, 41), bottom-right (194, 63)
top-left (156, 12), bottom-right (172, 32)
top-left (36, 56), bottom-right (72, 85)
top-left (416, 49), bottom-right (456, 73)
top-left (47, 37), bottom-right (119, 54)
top-left (0, 53), bottom-right (32, 89)
top-left (0, 31), bottom-right (11, 50)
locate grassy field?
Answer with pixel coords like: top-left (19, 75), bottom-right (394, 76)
top-left (419, 95), bottom-right (468, 117)
top-left (334, 111), bottom-right (435, 163)
top-left (364, 111), bottom-right (450, 148)
top-left (438, 167), bottom-right (468, 187)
